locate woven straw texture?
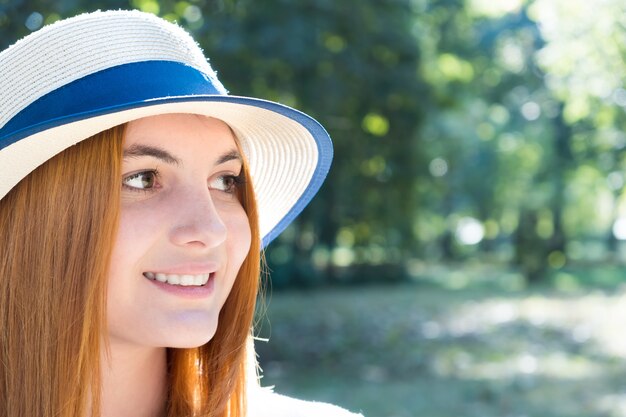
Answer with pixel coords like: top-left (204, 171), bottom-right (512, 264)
top-left (0, 10), bottom-right (222, 129)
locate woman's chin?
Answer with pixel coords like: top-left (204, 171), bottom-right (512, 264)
top-left (163, 319), bottom-right (219, 348)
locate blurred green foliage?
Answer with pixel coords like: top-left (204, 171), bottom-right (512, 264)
top-left (1, 0), bottom-right (625, 286)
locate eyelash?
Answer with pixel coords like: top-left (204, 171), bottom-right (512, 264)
top-left (217, 172), bottom-right (246, 194)
top-left (122, 169), bottom-right (160, 193)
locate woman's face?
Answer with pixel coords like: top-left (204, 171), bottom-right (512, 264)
top-left (107, 114), bottom-right (251, 349)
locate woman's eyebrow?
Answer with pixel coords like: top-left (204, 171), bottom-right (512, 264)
top-left (123, 144), bottom-right (180, 165)
top-left (216, 150), bottom-right (243, 165)
top-left (124, 145), bottom-right (242, 166)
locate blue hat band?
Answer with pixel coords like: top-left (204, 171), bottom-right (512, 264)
top-left (0, 60), bottom-right (224, 148)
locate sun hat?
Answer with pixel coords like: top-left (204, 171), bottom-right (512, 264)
top-left (0, 9), bottom-right (332, 247)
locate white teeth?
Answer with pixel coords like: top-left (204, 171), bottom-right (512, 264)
top-left (180, 275), bottom-right (194, 286)
top-left (144, 272), bottom-right (211, 286)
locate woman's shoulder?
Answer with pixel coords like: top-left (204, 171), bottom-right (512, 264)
top-left (247, 386), bottom-right (364, 417)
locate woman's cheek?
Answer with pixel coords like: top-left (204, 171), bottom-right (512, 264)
top-left (226, 207), bottom-right (252, 268)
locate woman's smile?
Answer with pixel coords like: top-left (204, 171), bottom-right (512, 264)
top-left (143, 271), bottom-right (218, 299)
top-left (143, 272), bottom-right (213, 286)
top-left (142, 262), bottom-right (221, 287)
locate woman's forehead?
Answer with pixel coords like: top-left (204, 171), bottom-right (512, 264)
top-left (123, 114), bottom-right (241, 165)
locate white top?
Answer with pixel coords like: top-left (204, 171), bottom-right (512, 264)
top-left (248, 386), bottom-right (364, 417)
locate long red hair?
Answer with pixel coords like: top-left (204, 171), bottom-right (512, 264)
top-left (0, 122), bottom-right (260, 417)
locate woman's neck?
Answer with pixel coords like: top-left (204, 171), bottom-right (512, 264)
top-left (100, 342), bottom-right (167, 417)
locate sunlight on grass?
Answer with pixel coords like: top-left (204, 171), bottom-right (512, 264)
top-left (598, 394), bottom-right (626, 417)
top-left (433, 351), bottom-right (602, 380)
top-left (256, 272), bottom-right (626, 417)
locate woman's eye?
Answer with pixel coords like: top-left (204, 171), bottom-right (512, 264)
top-left (123, 171), bottom-right (158, 190)
top-left (211, 174), bottom-right (243, 193)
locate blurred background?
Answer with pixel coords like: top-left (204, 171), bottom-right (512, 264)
top-left (2, 0), bottom-right (626, 415)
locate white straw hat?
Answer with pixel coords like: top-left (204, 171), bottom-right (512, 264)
top-left (0, 9), bottom-right (332, 246)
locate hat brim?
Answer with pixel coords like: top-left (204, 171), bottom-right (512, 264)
top-left (0, 95), bottom-right (333, 247)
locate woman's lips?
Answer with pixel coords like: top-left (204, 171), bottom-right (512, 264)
top-left (143, 271), bottom-right (217, 298)
top-left (143, 271), bottom-right (212, 286)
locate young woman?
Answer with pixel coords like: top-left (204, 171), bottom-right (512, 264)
top-left (0, 10), bottom-right (361, 417)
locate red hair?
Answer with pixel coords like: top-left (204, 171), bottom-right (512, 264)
top-left (0, 123), bottom-right (260, 417)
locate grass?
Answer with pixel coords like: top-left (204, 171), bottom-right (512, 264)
top-left (254, 264), bottom-right (626, 417)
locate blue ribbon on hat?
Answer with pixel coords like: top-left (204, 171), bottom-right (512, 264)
top-left (0, 61), bottom-right (225, 147)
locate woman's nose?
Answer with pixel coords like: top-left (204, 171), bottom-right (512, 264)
top-left (168, 187), bottom-right (227, 249)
